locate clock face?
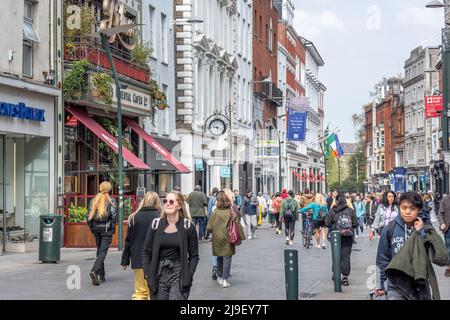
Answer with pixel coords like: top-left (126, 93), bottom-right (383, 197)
top-left (209, 119), bottom-right (226, 136)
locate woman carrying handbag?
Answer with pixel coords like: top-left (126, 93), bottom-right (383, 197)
top-left (207, 189), bottom-right (245, 288)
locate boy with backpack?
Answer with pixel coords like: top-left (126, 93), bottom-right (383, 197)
top-left (280, 190), bottom-right (299, 245)
top-left (325, 194), bottom-right (358, 286)
top-left (374, 192), bottom-right (448, 300)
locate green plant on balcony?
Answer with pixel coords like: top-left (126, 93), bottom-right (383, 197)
top-left (63, 58), bottom-right (90, 101)
top-left (91, 72), bottom-right (113, 110)
top-left (130, 42), bottom-right (153, 67)
top-left (149, 80), bottom-right (168, 124)
top-left (67, 204), bottom-right (88, 223)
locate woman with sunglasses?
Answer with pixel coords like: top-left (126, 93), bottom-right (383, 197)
top-left (121, 192), bottom-right (161, 300)
top-left (143, 191), bottom-right (199, 300)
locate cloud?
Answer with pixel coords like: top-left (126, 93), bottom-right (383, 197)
top-left (396, 6), bottom-right (443, 29)
top-left (293, 10), bottom-right (345, 39)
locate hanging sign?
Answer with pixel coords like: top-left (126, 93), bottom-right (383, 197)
top-left (425, 95), bottom-right (443, 118)
top-left (286, 108), bottom-right (307, 141)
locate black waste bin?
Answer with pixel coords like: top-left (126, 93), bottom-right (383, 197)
top-left (39, 215), bottom-right (62, 263)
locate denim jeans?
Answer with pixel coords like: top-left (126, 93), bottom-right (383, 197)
top-left (445, 229), bottom-right (450, 265)
top-left (192, 216), bottom-right (206, 239)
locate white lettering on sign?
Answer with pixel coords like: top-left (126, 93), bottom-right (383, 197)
top-left (101, 133), bottom-right (119, 150)
top-left (151, 141), bottom-right (169, 157)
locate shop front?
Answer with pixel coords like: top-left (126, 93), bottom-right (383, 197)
top-left (0, 87), bottom-right (56, 253)
top-left (392, 167), bottom-right (407, 193)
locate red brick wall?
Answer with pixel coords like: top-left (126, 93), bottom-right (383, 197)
top-left (253, 0), bottom-right (279, 124)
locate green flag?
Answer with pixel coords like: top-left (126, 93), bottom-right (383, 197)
top-left (323, 127), bottom-right (331, 159)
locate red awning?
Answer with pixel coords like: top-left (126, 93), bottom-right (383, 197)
top-left (293, 170), bottom-right (305, 182)
top-left (123, 118), bottom-right (191, 173)
top-left (66, 107), bottom-right (150, 170)
top-left (313, 172), bottom-right (321, 182)
top-left (303, 170), bottom-right (314, 182)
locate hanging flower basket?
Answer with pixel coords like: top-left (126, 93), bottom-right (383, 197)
top-left (156, 102), bottom-right (168, 110)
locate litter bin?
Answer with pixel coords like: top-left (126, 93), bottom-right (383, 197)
top-left (39, 215), bottom-right (62, 263)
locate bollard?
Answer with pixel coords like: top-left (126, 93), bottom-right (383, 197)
top-left (284, 249), bottom-right (298, 300)
top-left (331, 231), bottom-right (342, 292)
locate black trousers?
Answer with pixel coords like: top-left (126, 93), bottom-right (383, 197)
top-left (92, 231), bottom-right (113, 276)
top-left (341, 236), bottom-right (354, 276)
top-left (284, 216), bottom-right (296, 240)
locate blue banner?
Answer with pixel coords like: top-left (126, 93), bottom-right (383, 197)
top-left (286, 108), bottom-right (307, 141)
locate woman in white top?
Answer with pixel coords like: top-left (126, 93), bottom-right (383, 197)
top-left (369, 190), bottom-right (399, 241)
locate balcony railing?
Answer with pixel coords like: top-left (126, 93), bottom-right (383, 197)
top-left (253, 81), bottom-right (284, 107)
top-left (64, 36), bottom-right (150, 84)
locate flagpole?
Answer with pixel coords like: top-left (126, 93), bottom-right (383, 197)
top-left (319, 142), bottom-right (328, 193)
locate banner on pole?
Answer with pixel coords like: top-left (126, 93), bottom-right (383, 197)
top-left (286, 108), bottom-right (307, 141)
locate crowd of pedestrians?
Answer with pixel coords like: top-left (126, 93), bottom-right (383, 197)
top-left (84, 179), bottom-right (450, 300)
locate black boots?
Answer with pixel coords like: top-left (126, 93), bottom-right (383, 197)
top-left (90, 271), bottom-right (100, 286)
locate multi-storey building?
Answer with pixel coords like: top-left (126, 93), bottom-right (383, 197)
top-left (0, 0), bottom-right (62, 252)
top-left (252, 0), bottom-right (282, 194)
top-left (404, 46), bottom-right (439, 192)
top-left (174, 0), bottom-right (253, 193)
top-left (302, 37), bottom-right (326, 193)
top-left (142, 0), bottom-right (185, 195)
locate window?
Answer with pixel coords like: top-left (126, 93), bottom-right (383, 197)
top-left (23, 40), bottom-right (33, 77)
top-left (161, 13), bottom-right (168, 63)
top-left (268, 19), bottom-right (273, 51)
top-left (149, 6), bottom-right (156, 58)
top-left (259, 16), bottom-right (262, 39)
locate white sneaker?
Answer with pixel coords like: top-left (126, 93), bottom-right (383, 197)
top-left (247, 235), bottom-right (252, 240)
top-left (252, 233), bottom-right (256, 239)
top-left (289, 240), bottom-right (293, 245)
top-left (217, 277), bottom-right (223, 286)
top-left (355, 235), bottom-right (360, 239)
top-left (315, 244), bottom-right (321, 249)
top-left (222, 279), bottom-right (231, 288)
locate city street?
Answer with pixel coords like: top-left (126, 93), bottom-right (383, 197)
top-left (1, 221), bottom-right (449, 300)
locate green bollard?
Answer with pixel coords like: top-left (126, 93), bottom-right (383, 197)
top-left (331, 231), bottom-right (342, 292)
top-left (284, 249), bottom-right (299, 300)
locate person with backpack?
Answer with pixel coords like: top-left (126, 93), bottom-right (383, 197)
top-left (300, 189), bottom-right (315, 233)
top-left (370, 191), bottom-right (399, 241)
top-left (142, 191), bottom-right (199, 300)
top-left (272, 192), bottom-right (283, 235)
top-left (240, 191), bottom-right (259, 239)
top-left (207, 190), bottom-right (245, 289)
top-left (280, 190), bottom-right (299, 245)
top-left (374, 192), bottom-right (449, 300)
top-left (353, 194), bottom-right (366, 239)
top-left (86, 181), bottom-right (117, 286)
top-left (299, 193), bottom-right (328, 249)
top-left (121, 192), bottom-right (161, 300)
top-left (325, 194), bottom-right (358, 286)
top-left (365, 194), bottom-right (378, 229)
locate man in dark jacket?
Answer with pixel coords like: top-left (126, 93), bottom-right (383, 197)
top-left (438, 194), bottom-right (450, 277)
top-left (375, 192), bottom-right (449, 299)
top-left (365, 194), bottom-right (378, 228)
top-left (240, 191), bottom-right (259, 240)
top-left (187, 185), bottom-right (208, 240)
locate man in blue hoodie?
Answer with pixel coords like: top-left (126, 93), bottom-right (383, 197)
top-left (375, 192), bottom-right (433, 300)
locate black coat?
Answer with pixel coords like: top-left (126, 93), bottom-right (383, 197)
top-left (325, 205), bottom-right (359, 237)
top-left (87, 198), bottom-right (117, 235)
top-left (121, 207), bottom-right (160, 269)
top-left (142, 217), bottom-right (199, 296)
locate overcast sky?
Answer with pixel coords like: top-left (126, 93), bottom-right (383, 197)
top-left (292, 0), bottom-right (444, 143)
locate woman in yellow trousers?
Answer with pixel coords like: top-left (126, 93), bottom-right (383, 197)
top-left (121, 192), bottom-right (161, 300)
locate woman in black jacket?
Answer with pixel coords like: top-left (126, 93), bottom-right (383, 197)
top-left (143, 191), bottom-right (199, 300)
top-left (326, 194), bottom-right (358, 286)
top-left (86, 181), bottom-right (117, 286)
top-left (121, 192), bottom-right (161, 300)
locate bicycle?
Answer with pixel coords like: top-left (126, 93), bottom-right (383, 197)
top-left (302, 213), bottom-right (314, 249)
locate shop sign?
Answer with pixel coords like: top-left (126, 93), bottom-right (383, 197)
top-left (255, 140), bottom-right (280, 157)
top-left (195, 159), bottom-right (204, 171)
top-left (425, 95), bottom-right (443, 118)
top-left (220, 166), bottom-right (231, 178)
top-left (110, 83), bottom-right (150, 111)
top-left (0, 102), bottom-right (45, 122)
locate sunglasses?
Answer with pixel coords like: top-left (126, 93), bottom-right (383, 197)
top-left (163, 199), bottom-right (176, 206)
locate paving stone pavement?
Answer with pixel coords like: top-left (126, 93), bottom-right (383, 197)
top-left (0, 222), bottom-right (448, 300)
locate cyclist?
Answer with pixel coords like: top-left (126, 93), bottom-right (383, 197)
top-left (299, 193), bottom-right (328, 249)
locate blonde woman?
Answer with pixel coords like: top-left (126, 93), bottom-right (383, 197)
top-left (121, 192), bottom-right (161, 300)
top-left (300, 193), bottom-right (328, 249)
top-left (86, 181), bottom-right (117, 286)
top-left (142, 191), bottom-right (199, 300)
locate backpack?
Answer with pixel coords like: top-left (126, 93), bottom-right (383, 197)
top-left (336, 209), bottom-right (353, 237)
top-left (386, 220), bottom-right (395, 252)
top-left (151, 217), bottom-right (191, 230)
top-left (284, 199), bottom-right (296, 217)
top-left (317, 207), bottom-right (328, 223)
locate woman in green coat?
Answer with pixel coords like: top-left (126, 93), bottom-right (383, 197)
top-left (207, 190), bottom-right (244, 288)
